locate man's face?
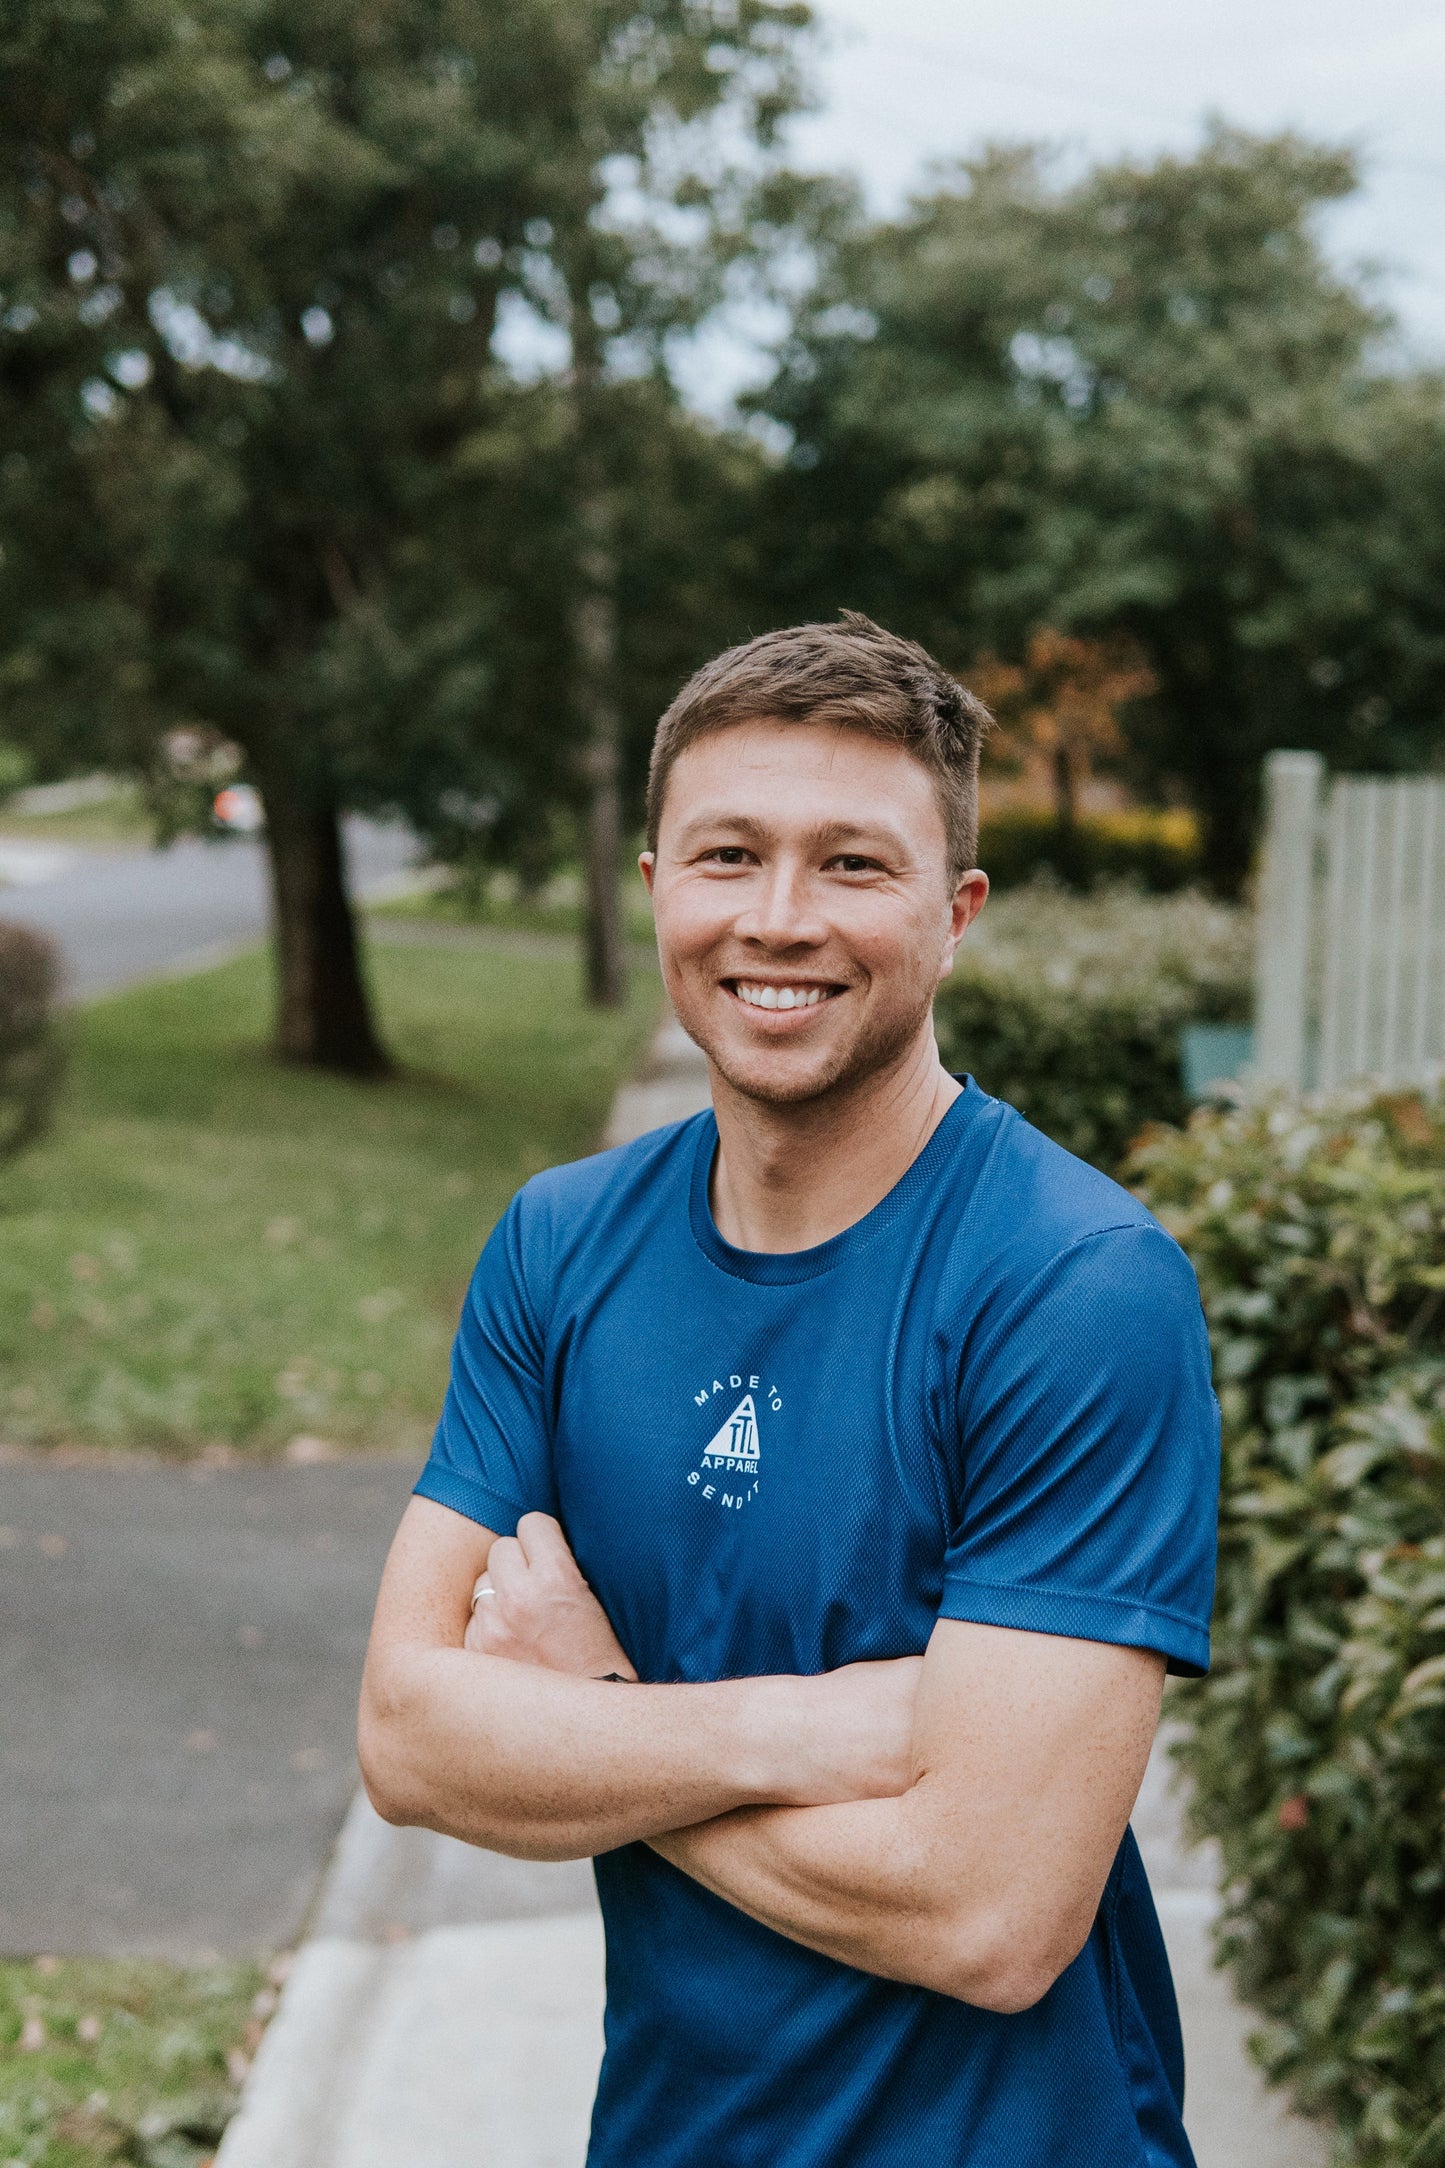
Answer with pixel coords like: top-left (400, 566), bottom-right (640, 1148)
top-left (640, 720), bottom-right (987, 1107)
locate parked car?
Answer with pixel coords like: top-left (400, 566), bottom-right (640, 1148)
top-left (212, 784), bottom-right (264, 833)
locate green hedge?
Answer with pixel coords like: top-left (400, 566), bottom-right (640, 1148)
top-left (977, 805), bottom-right (1201, 892)
top-left (1130, 1092), bottom-right (1445, 2164)
top-left (0, 919), bottom-right (65, 1161)
top-left (934, 884), bottom-right (1251, 1170)
top-left (0, 742), bottom-right (30, 800)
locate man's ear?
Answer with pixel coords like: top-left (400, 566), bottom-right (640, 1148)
top-left (938, 869), bottom-right (988, 983)
top-left (948, 868), bottom-right (989, 950)
top-left (638, 851), bottom-right (656, 895)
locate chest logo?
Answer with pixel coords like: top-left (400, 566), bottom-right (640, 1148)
top-left (701, 1393), bottom-right (760, 1468)
top-left (686, 1373), bottom-right (780, 1512)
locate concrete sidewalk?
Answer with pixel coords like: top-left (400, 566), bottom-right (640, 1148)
top-left (215, 1795), bottom-right (604, 2168)
top-left (220, 1015), bottom-right (1329, 2168)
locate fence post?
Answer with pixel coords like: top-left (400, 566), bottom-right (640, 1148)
top-left (1253, 751), bottom-right (1323, 1088)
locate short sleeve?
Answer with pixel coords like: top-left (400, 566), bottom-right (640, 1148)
top-left (413, 1193), bottom-right (558, 1535)
top-left (940, 1224), bottom-right (1219, 1676)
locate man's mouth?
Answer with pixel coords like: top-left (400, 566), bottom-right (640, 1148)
top-left (723, 979), bottom-right (844, 1013)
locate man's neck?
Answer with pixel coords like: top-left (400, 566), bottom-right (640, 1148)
top-left (708, 1031), bottom-right (960, 1255)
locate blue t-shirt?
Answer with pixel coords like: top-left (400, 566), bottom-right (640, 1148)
top-left (417, 1080), bottom-right (1220, 2168)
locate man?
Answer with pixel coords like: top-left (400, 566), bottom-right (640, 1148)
top-left (360, 614), bottom-right (1219, 2166)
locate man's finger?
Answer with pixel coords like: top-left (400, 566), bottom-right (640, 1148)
top-left (486, 1535), bottom-right (526, 1593)
top-left (515, 1512), bottom-right (574, 1570)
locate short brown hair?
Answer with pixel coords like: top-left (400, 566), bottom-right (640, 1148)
top-left (646, 613), bottom-right (991, 879)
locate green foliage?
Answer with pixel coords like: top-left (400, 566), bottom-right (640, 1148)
top-left (0, 932), bottom-right (656, 1452)
top-left (1130, 1092), bottom-right (1445, 2162)
top-left (978, 805), bottom-right (1201, 892)
top-left (0, 0), bottom-right (808, 1057)
top-left (0, 743), bottom-right (31, 799)
top-left (0, 1952), bottom-right (262, 2168)
top-left (933, 884), bottom-right (1251, 1168)
top-left (749, 128), bottom-right (1445, 891)
top-left (0, 0), bottom-right (807, 820)
top-left (0, 919), bottom-right (65, 1161)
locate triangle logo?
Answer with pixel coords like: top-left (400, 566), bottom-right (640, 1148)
top-left (700, 1392), bottom-right (760, 1465)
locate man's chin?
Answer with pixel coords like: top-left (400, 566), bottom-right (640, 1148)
top-left (690, 1016), bottom-right (920, 1110)
top-left (706, 1049), bottom-right (850, 1107)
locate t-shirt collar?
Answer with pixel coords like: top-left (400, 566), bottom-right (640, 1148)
top-left (688, 1076), bottom-right (982, 1284)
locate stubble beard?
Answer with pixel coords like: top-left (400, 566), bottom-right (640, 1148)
top-left (675, 973), bottom-right (939, 1110)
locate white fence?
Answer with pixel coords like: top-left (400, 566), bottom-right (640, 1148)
top-left (1253, 751), bottom-right (1445, 1093)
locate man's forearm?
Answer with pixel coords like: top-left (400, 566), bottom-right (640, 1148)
top-left (361, 1644), bottom-right (849, 1860)
top-left (649, 1789), bottom-right (1009, 2003)
top-left (649, 1779), bottom-right (1074, 2014)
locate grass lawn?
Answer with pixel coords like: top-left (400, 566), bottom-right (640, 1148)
top-left (0, 936), bottom-right (658, 1455)
top-left (0, 782), bottom-right (153, 852)
top-left (0, 1954), bottom-right (263, 2168)
top-left (373, 862), bottom-right (660, 945)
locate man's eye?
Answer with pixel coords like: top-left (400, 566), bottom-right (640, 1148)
top-left (704, 847), bottom-right (750, 866)
top-left (829, 855), bottom-right (879, 874)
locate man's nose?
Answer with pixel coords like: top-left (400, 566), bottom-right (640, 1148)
top-left (732, 864), bottom-right (828, 948)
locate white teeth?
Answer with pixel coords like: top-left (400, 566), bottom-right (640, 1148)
top-left (735, 983), bottom-right (829, 1010)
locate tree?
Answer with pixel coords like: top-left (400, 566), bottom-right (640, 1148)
top-left (0, 0), bottom-right (811, 1066)
top-left (967, 627), bottom-right (1154, 830)
top-left (499, 3), bottom-right (810, 1005)
top-left (749, 129), bottom-right (1445, 892)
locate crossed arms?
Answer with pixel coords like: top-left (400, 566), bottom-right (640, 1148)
top-left (359, 1501), bottom-right (1164, 2015)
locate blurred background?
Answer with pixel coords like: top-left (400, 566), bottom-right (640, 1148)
top-left (2, 2), bottom-right (1443, 2164)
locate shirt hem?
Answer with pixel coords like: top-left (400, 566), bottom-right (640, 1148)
top-left (413, 1462), bottom-right (528, 1537)
top-left (939, 1576), bottom-right (1210, 1678)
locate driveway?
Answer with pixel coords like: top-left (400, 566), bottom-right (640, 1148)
top-left (0, 1454), bottom-right (416, 1960)
top-left (0, 819), bottom-right (416, 1001)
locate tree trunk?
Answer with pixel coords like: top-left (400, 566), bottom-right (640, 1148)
top-left (1195, 772), bottom-right (1258, 899)
top-left (1051, 739), bottom-right (1078, 832)
top-left (1142, 624), bottom-right (1260, 900)
top-left (565, 266), bottom-right (627, 1013)
top-left (574, 487), bottom-right (627, 1009)
top-left (256, 776), bottom-right (392, 1076)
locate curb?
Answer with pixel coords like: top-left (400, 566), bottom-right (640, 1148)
top-left (216, 1008), bottom-right (701, 2166)
top-left (214, 1789), bottom-right (607, 2168)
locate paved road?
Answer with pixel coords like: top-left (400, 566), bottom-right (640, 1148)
top-left (0, 1454), bottom-right (417, 1960)
top-left (0, 819), bottom-right (416, 1001)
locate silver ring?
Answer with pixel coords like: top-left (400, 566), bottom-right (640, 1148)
top-left (471, 1582), bottom-right (497, 1612)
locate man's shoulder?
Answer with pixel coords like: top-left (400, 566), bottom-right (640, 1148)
top-left (952, 1085), bottom-right (1185, 1292)
top-left (507, 1111), bottom-right (707, 1260)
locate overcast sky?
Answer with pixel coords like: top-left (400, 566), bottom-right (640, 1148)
top-left (782, 0), bottom-right (1445, 356)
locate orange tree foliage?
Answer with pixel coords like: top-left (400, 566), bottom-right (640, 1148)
top-left (967, 628), bottom-right (1155, 826)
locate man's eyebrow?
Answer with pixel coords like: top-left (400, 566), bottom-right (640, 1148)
top-left (670, 811), bottom-right (914, 856)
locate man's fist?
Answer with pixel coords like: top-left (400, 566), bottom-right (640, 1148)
top-left (464, 1512), bottom-right (638, 1681)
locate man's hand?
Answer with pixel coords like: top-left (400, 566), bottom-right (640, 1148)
top-left (462, 1511), bottom-right (922, 1801)
top-left (464, 1511), bottom-right (638, 1680)
top-left (361, 1497), bottom-right (924, 1861)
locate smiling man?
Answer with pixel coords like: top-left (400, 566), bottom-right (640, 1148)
top-left (360, 614), bottom-right (1220, 2167)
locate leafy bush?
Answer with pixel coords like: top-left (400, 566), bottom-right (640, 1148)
top-left (1130, 1091), bottom-right (1445, 2163)
top-left (934, 884), bottom-right (1252, 1169)
top-left (977, 805), bottom-right (1201, 892)
top-left (0, 920), bottom-right (65, 1160)
top-left (0, 742), bottom-right (31, 801)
